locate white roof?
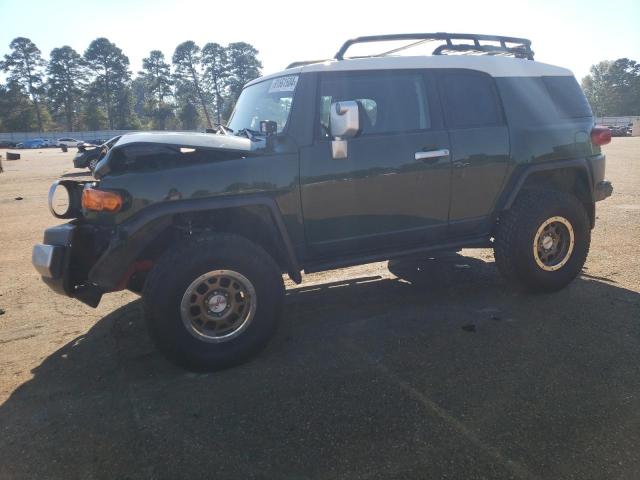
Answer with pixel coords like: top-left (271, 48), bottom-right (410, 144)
top-left (247, 55), bottom-right (573, 87)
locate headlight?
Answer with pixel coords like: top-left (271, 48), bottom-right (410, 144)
top-left (48, 180), bottom-right (84, 218)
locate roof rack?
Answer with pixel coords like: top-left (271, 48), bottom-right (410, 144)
top-left (286, 59), bottom-right (331, 69)
top-left (334, 33), bottom-right (534, 61)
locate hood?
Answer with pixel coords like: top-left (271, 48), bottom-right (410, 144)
top-left (114, 131), bottom-right (253, 151)
top-left (94, 131), bottom-right (254, 179)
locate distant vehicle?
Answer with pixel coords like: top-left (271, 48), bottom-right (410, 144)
top-left (56, 137), bottom-right (82, 147)
top-left (0, 141), bottom-right (17, 148)
top-left (608, 126), bottom-right (628, 137)
top-left (74, 135), bottom-right (122, 171)
top-left (17, 138), bottom-right (48, 149)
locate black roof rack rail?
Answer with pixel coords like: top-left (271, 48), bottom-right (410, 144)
top-left (334, 33), bottom-right (534, 61)
top-left (286, 59), bottom-right (330, 69)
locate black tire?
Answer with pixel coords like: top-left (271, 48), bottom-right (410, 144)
top-left (494, 188), bottom-right (590, 292)
top-left (88, 158), bottom-right (98, 171)
top-left (142, 233), bottom-right (285, 371)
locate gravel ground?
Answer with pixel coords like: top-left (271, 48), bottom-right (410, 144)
top-left (0, 139), bottom-right (639, 479)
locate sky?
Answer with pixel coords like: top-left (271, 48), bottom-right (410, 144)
top-left (0, 0), bottom-right (638, 82)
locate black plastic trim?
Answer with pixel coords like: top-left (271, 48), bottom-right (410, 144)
top-left (304, 235), bottom-right (490, 273)
top-left (88, 195), bottom-right (302, 291)
top-left (335, 33), bottom-right (534, 61)
top-left (498, 158), bottom-right (595, 211)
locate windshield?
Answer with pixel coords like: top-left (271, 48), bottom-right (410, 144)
top-left (228, 75), bottom-right (298, 134)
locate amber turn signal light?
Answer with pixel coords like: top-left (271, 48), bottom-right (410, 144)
top-left (82, 188), bottom-right (123, 213)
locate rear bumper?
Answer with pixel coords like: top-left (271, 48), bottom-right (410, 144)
top-left (594, 180), bottom-right (613, 202)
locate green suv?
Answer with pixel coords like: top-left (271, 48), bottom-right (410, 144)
top-left (33, 33), bottom-right (613, 370)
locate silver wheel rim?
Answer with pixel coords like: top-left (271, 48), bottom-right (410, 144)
top-left (532, 216), bottom-right (575, 272)
top-left (180, 270), bottom-right (257, 343)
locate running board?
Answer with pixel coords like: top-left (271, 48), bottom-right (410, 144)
top-left (303, 236), bottom-right (490, 274)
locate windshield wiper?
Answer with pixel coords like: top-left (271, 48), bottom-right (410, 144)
top-left (235, 128), bottom-right (263, 141)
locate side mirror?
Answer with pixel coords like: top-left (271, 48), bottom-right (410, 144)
top-left (330, 101), bottom-right (360, 159)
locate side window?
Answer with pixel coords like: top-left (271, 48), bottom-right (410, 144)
top-left (542, 76), bottom-right (592, 118)
top-left (318, 72), bottom-right (430, 138)
top-left (439, 71), bottom-right (503, 128)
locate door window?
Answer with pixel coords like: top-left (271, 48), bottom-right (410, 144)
top-left (318, 72), bottom-right (430, 138)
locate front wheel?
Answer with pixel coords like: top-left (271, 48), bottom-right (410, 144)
top-left (494, 189), bottom-right (591, 292)
top-left (142, 234), bottom-right (285, 371)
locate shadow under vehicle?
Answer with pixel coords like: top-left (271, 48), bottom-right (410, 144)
top-left (4, 255), bottom-right (640, 478)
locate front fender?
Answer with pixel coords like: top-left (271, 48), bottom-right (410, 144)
top-left (88, 194), bottom-right (302, 291)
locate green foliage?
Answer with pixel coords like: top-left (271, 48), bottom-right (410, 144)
top-left (225, 42), bottom-right (263, 114)
top-left (1, 37), bottom-right (47, 131)
top-left (0, 82), bottom-right (40, 131)
top-left (84, 38), bottom-right (132, 129)
top-left (0, 36), bottom-right (262, 133)
top-left (178, 102), bottom-right (200, 130)
top-left (139, 51), bottom-right (174, 129)
top-left (47, 46), bottom-right (86, 131)
top-left (141, 50), bottom-right (173, 104)
top-left (582, 58), bottom-right (640, 116)
top-left (202, 42), bottom-right (229, 124)
top-left (173, 41), bottom-right (212, 128)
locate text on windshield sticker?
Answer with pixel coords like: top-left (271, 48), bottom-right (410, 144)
top-left (268, 76), bottom-right (298, 93)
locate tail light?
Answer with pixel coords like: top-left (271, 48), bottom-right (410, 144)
top-left (82, 188), bottom-right (123, 213)
top-left (591, 126), bottom-right (611, 146)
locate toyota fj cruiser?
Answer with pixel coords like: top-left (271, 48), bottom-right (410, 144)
top-left (33, 33), bottom-right (613, 370)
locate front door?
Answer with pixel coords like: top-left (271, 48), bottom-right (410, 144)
top-left (300, 70), bottom-right (451, 258)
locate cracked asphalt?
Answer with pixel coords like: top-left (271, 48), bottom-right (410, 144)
top-left (0, 139), bottom-right (639, 479)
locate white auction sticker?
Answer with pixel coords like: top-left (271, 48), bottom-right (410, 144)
top-left (268, 75), bottom-right (298, 93)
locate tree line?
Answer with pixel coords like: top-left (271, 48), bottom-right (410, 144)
top-left (0, 37), bottom-right (262, 133)
top-left (581, 58), bottom-right (640, 117)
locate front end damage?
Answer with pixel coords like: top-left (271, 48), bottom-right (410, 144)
top-left (33, 132), bottom-right (259, 307)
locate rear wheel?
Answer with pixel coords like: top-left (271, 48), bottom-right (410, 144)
top-left (142, 234), bottom-right (284, 371)
top-left (88, 157), bottom-right (98, 171)
top-left (494, 189), bottom-right (590, 292)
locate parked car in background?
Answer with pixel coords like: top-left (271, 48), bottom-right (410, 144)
top-left (56, 137), bottom-right (82, 147)
top-left (608, 125), bottom-right (629, 137)
top-left (74, 135), bottom-right (122, 171)
top-left (17, 138), bottom-right (48, 149)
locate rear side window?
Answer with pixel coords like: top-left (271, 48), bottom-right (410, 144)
top-left (542, 76), bottom-right (592, 118)
top-left (439, 71), bottom-right (503, 128)
top-left (318, 71), bottom-right (430, 138)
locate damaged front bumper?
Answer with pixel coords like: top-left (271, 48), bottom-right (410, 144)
top-left (32, 223), bottom-right (106, 307)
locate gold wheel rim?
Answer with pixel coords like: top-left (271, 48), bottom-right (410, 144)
top-left (180, 269), bottom-right (257, 343)
top-left (532, 216), bottom-right (575, 272)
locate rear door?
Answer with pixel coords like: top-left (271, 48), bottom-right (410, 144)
top-left (299, 70), bottom-right (451, 257)
top-left (437, 70), bottom-right (510, 236)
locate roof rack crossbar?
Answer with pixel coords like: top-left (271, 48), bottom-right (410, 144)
top-left (334, 33), bottom-right (534, 61)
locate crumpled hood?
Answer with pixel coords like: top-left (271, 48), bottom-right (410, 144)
top-left (94, 131), bottom-right (254, 179)
top-left (114, 131), bottom-right (252, 151)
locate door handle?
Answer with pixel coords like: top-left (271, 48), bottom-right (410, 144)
top-left (415, 149), bottom-right (450, 161)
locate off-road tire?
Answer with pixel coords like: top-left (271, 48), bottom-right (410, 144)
top-left (494, 188), bottom-right (590, 292)
top-left (142, 233), bottom-right (285, 371)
